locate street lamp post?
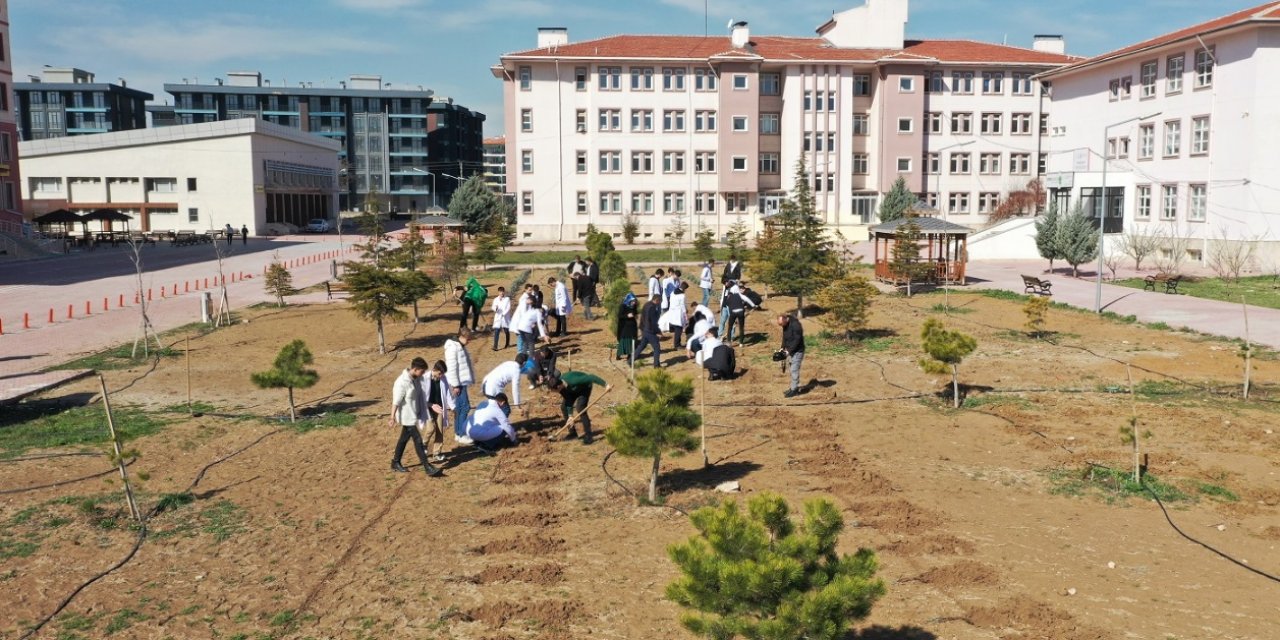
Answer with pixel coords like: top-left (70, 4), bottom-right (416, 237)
top-left (1095, 112), bottom-right (1161, 313)
top-left (932, 140), bottom-right (974, 221)
top-left (407, 168), bottom-right (437, 209)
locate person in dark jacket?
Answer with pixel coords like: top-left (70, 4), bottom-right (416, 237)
top-left (633, 294), bottom-right (663, 368)
top-left (721, 254), bottom-right (743, 286)
top-left (527, 345), bottom-right (558, 388)
top-left (616, 293), bottom-right (639, 360)
top-left (704, 343), bottom-right (736, 381)
top-left (547, 370), bottom-right (610, 444)
top-left (240, 225), bottom-right (248, 245)
top-left (778, 313), bottom-right (805, 398)
top-left (586, 257), bottom-right (601, 305)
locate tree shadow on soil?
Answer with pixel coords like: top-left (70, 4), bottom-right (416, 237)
top-left (848, 624), bottom-right (938, 640)
top-left (395, 332), bottom-right (454, 351)
top-left (661, 460), bottom-right (762, 492)
top-left (936, 383), bottom-right (994, 405)
top-left (306, 399), bottom-right (378, 414)
top-left (850, 328), bottom-right (897, 340)
top-left (0, 393), bottom-right (100, 428)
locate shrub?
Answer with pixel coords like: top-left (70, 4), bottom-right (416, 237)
top-left (919, 318), bottom-right (977, 409)
top-left (251, 340), bottom-right (319, 422)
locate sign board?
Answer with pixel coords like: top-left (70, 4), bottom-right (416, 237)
top-left (1044, 172), bottom-right (1074, 189)
top-left (1072, 149), bottom-right (1091, 172)
top-left (255, 185), bottom-right (265, 193)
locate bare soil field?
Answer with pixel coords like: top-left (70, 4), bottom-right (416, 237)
top-left (2, 273), bottom-right (1279, 640)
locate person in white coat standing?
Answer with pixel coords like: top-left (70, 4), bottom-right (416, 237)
top-left (444, 328), bottom-right (475, 442)
top-left (389, 357), bottom-right (444, 477)
top-left (660, 282), bottom-right (689, 351)
top-left (699, 260), bottom-right (715, 307)
top-left (549, 276), bottom-right (572, 337)
top-left (490, 286), bottom-right (513, 351)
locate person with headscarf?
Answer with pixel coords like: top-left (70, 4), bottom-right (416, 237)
top-left (616, 292), bottom-right (639, 361)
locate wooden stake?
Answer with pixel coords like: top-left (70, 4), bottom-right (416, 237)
top-left (186, 335), bottom-right (193, 416)
top-left (701, 367), bottom-right (709, 467)
top-left (1125, 364), bottom-right (1140, 483)
top-left (1242, 295), bottom-right (1252, 400)
top-left (99, 375), bottom-right (141, 523)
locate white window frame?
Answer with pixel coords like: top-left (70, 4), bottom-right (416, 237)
top-left (948, 192), bottom-right (970, 214)
top-left (952, 72), bottom-right (974, 94)
top-left (897, 117), bottom-right (913, 134)
top-left (853, 75), bottom-right (871, 96)
top-left (760, 113), bottom-right (780, 134)
top-left (979, 152), bottom-right (1001, 175)
top-left (759, 153), bottom-right (780, 174)
top-left (732, 74), bottom-right (749, 90)
top-left (1163, 120), bottom-right (1182, 158)
top-left (949, 152), bottom-right (971, 174)
top-left (898, 76), bottom-right (915, 93)
top-left (896, 157), bottom-right (912, 173)
top-left (1191, 116), bottom-right (1210, 155)
top-left (662, 67), bottom-right (687, 91)
top-left (519, 66), bottom-right (532, 91)
top-left (1135, 184), bottom-right (1152, 219)
top-left (980, 112), bottom-right (1002, 135)
top-left (1138, 124), bottom-right (1155, 160)
top-left (1161, 184), bottom-right (1178, 220)
top-left (1195, 48), bottom-right (1214, 88)
top-left (853, 113), bottom-right (870, 135)
top-left (981, 71), bottom-right (1004, 95)
top-left (1140, 60), bottom-right (1158, 98)
top-left (852, 153), bottom-right (869, 175)
top-left (951, 112), bottom-right (972, 135)
top-left (1166, 54), bottom-right (1185, 93)
top-left (1188, 184), bottom-right (1206, 221)
top-left (731, 116), bottom-right (749, 132)
top-left (663, 151), bottom-right (686, 173)
top-left (630, 67), bottom-right (655, 91)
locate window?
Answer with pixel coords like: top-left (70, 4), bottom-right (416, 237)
top-left (760, 153), bottom-right (780, 174)
top-left (731, 116), bottom-right (748, 132)
top-left (1039, 153), bottom-right (1047, 175)
top-left (760, 113), bottom-right (780, 134)
top-left (520, 109), bottom-right (533, 132)
top-left (852, 153), bottom-right (869, 175)
top-left (1010, 153), bottom-right (1031, 175)
top-left (0, 84), bottom-right (6, 111)
top-left (1140, 61), bottom-right (1158, 98)
top-left (521, 149), bottom-right (534, 173)
top-left (924, 192), bottom-right (939, 209)
top-left (925, 112), bottom-right (942, 134)
top-left (631, 191), bottom-right (655, 215)
top-left (148, 178), bottom-right (177, 193)
top-left (1191, 116), bottom-right (1210, 155)
top-left (575, 109), bottom-right (587, 132)
top-left (662, 67), bottom-right (686, 91)
top-left (1160, 185), bottom-right (1179, 220)
top-left (979, 152), bottom-right (1001, 175)
top-left (663, 109), bottom-right (686, 132)
top-left (1135, 185), bottom-right (1152, 219)
top-left (927, 71), bottom-right (945, 93)
top-left (1108, 79), bottom-right (1120, 101)
top-left (948, 192), bottom-right (970, 214)
top-left (952, 71), bottom-right (974, 94)
top-left (950, 112), bottom-right (972, 135)
top-left (575, 67), bottom-right (588, 91)
top-left (1040, 114), bottom-right (1049, 136)
top-left (599, 150), bottom-right (622, 173)
top-left (899, 76), bottom-right (915, 92)
top-left (1163, 120), bottom-right (1182, 157)
top-left (1012, 73), bottom-right (1033, 95)
top-left (1010, 113), bottom-right (1032, 135)
top-left (850, 194), bottom-right (876, 223)
top-left (694, 151), bottom-right (716, 173)
top-left (949, 152), bottom-right (971, 174)
top-left (187, 178), bottom-right (198, 191)
top-left (694, 68), bottom-right (717, 91)
top-left (924, 152), bottom-right (940, 174)
top-left (732, 74), bottom-right (749, 90)
top-left (576, 150), bottom-right (587, 173)
top-left (981, 72), bottom-right (1004, 94)
top-left (630, 109), bottom-right (654, 132)
top-left (725, 193), bottom-right (749, 213)
top-left (853, 113), bottom-right (870, 135)
top-left (663, 151), bottom-right (686, 173)
top-left (853, 75), bottom-right (871, 96)
top-left (1195, 47), bottom-right (1214, 88)
top-left (663, 192), bottom-right (686, 214)
top-left (1119, 76), bottom-right (1132, 99)
top-left (980, 112), bottom-right (1002, 135)
top-left (577, 192), bottom-right (589, 215)
top-left (1188, 184), bottom-right (1206, 221)
top-left (897, 117), bottom-right (913, 133)
top-left (803, 90), bottom-right (813, 111)
top-left (0, 133), bottom-right (9, 162)
top-left (695, 192), bottom-right (717, 214)
top-left (598, 109), bottom-right (621, 131)
top-left (694, 110), bottom-right (717, 132)
top-left (761, 73), bottom-right (780, 95)
top-left (825, 92), bottom-right (836, 112)
top-left (1138, 124), bottom-right (1155, 160)
top-left (519, 66), bottom-right (532, 91)
top-left (599, 191), bottom-right (622, 214)
top-left (598, 66), bottom-right (622, 90)
top-left (3, 182), bottom-right (14, 210)
top-left (1166, 54), bottom-right (1184, 93)
top-left (47, 111), bottom-right (62, 130)
top-left (630, 67), bottom-right (654, 91)
top-left (731, 156), bottom-right (748, 171)
top-left (188, 207), bottom-right (199, 223)
top-left (631, 151), bottom-right (653, 173)
top-left (979, 192), bottom-right (1000, 214)
top-left (896, 158), bottom-right (912, 173)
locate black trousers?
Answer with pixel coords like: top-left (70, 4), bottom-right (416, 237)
top-left (393, 423), bottom-right (430, 467)
top-left (460, 300), bottom-right (480, 330)
top-left (492, 326), bottom-right (509, 349)
top-left (552, 312), bottom-right (567, 336)
top-left (670, 325), bottom-right (684, 350)
top-left (563, 391), bottom-right (593, 435)
top-left (633, 331), bottom-right (662, 367)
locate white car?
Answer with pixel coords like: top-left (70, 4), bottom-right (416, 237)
top-left (305, 218), bottom-right (331, 233)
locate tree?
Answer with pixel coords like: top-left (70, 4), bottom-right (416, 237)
top-left (344, 262), bottom-right (433, 355)
top-left (1034, 203), bottom-right (1063, 273)
top-left (1117, 225), bottom-right (1159, 272)
top-left (1023, 295), bottom-right (1049, 338)
top-left (603, 277), bottom-right (633, 335)
top-left (815, 270), bottom-right (878, 339)
top-left (666, 492), bottom-right (885, 640)
top-left (754, 159), bottom-right (837, 315)
top-left (389, 224), bottom-right (433, 319)
top-left (605, 369), bottom-right (700, 502)
top-left (990, 178), bottom-right (1045, 223)
top-left (621, 212), bottom-right (641, 245)
top-left (585, 224), bottom-right (616, 263)
top-left (725, 216), bottom-right (751, 260)
top-left (919, 317), bottom-right (977, 409)
top-left (1055, 204), bottom-right (1099, 278)
top-left (251, 340), bottom-right (319, 422)
top-left (1207, 227), bottom-right (1260, 282)
top-left (471, 220), bottom-right (506, 270)
top-left (601, 251), bottom-right (628, 284)
top-left (878, 176), bottom-right (916, 223)
top-left (447, 175), bottom-right (502, 237)
top-left (1153, 225), bottom-right (1192, 276)
top-left (262, 259), bottom-right (296, 307)
top-left (438, 235), bottom-right (469, 289)
top-left (888, 218), bottom-right (932, 297)
top-left (692, 227), bottom-right (716, 263)
top-left (665, 217), bottom-right (689, 260)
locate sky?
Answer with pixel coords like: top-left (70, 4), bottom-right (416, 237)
top-left (10, 0), bottom-right (1268, 137)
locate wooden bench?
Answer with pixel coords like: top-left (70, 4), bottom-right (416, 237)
top-left (1021, 275), bottom-right (1052, 296)
top-left (1144, 274), bottom-right (1182, 294)
top-left (129, 232), bottom-right (156, 246)
top-left (326, 280), bottom-right (351, 301)
top-left (170, 231), bottom-right (198, 247)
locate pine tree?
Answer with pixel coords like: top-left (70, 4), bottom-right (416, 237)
top-left (585, 224), bottom-right (616, 263)
top-left (1023, 295), bottom-right (1050, 338)
top-left (603, 277), bottom-right (633, 335)
top-left (666, 492), bottom-right (885, 640)
top-left (250, 340), bottom-right (320, 422)
top-left (447, 175), bottom-right (501, 236)
top-left (472, 220), bottom-right (506, 270)
top-left (878, 176), bottom-right (917, 223)
top-left (621, 212), bottom-right (641, 245)
top-left (919, 318), bottom-right (978, 408)
top-left (1034, 202), bottom-right (1063, 273)
top-left (389, 224), bottom-right (433, 320)
top-left (605, 369), bottom-right (701, 502)
top-left (601, 251), bottom-right (628, 284)
top-left (725, 216), bottom-right (751, 260)
top-left (816, 271), bottom-right (878, 339)
top-left (888, 218), bottom-right (930, 296)
top-left (262, 260), bottom-right (296, 307)
top-left (343, 262), bottom-right (410, 355)
top-left (1056, 204), bottom-right (1100, 277)
top-left (692, 228), bottom-right (716, 263)
top-left (755, 159), bottom-right (836, 315)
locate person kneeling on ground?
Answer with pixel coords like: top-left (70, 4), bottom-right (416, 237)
top-left (704, 341), bottom-right (736, 381)
top-left (465, 393), bottom-right (518, 452)
top-left (547, 370), bottom-right (610, 445)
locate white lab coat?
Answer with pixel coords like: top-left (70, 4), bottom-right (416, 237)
top-left (482, 360), bottom-right (523, 406)
top-left (699, 265), bottom-right (713, 291)
top-left (491, 295), bottom-right (512, 330)
top-left (553, 281), bottom-right (572, 315)
top-left (660, 292), bottom-right (687, 331)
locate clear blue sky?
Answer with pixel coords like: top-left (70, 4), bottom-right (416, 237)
top-left (11, 0), bottom-right (1262, 136)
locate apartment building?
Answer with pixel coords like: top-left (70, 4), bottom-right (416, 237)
top-left (14, 68), bottom-right (152, 141)
top-left (159, 72), bottom-right (484, 212)
top-left (1041, 1), bottom-right (1280, 263)
top-left (0, 0), bottom-right (20, 227)
top-left (483, 135), bottom-right (507, 194)
top-left (494, 0), bottom-right (1076, 242)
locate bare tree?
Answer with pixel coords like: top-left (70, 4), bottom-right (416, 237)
top-left (1117, 225), bottom-right (1160, 272)
top-left (1102, 247), bottom-right (1126, 281)
top-left (1207, 226), bottom-right (1261, 282)
top-left (126, 235), bottom-right (163, 358)
top-left (1153, 225), bottom-right (1193, 276)
top-left (210, 229), bottom-right (233, 326)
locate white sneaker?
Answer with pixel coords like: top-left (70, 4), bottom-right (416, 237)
top-left (455, 435), bottom-right (474, 445)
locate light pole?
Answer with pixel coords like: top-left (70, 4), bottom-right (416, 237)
top-left (1095, 112), bottom-right (1161, 313)
top-left (406, 167), bottom-right (436, 209)
top-left (932, 140), bottom-right (974, 221)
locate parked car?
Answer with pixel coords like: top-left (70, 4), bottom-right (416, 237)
top-left (305, 218), bottom-right (331, 233)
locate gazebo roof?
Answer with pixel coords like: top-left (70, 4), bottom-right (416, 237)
top-left (411, 214), bottom-right (465, 228)
top-left (869, 216), bottom-right (973, 235)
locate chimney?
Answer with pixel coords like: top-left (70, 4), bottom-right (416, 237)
top-left (538, 27), bottom-right (569, 49)
top-left (1033, 34), bottom-right (1065, 55)
top-left (730, 21), bottom-right (749, 48)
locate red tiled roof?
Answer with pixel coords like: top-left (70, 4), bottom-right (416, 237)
top-left (502, 34), bottom-right (1078, 66)
top-left (483, 136), bottom-right (505, 145)
top-left (1044, 1), bottom-right (1280, 77)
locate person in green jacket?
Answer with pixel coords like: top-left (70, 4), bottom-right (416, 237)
top-left (547, 370), bottom-right (610, 445)
top-left (456, 276), bottom-right (487, 331)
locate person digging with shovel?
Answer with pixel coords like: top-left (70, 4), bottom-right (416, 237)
top-left (546, 370), bottom-right (611, 445)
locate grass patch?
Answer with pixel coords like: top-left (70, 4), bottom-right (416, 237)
top-left (0, 404), bottom-right (168, 458)
top-left (803, 331), bottom-right (852, 355)
top-left (929, 303), bottom-right (974, 315)
top-left (1047, 465), bottom-right (1189, 504)
top-left (1192, 481), bottom-right (1239, 502)
top-left (104, 608), bottom-right (149, 635)
top-left (491, 247), bottom-right (735, 266)
top-left (962, 393), bottom-right (1034, 410)
top-left (859, 336), bottom-right (897, 352)
top-left (149, 497), bottom-right (247, 543)
top-left (269, 610), bottom-right (298, 628)
top-left (1113, 275), bottom-right (1280, 310)
top-left (49, 343), bottom-right (180, 372)
top-left (200, 500), bottom-right (247, 542)
top-left (157, 401), bottom-right (220, 415)
top-left (289, 411), bottom-right (358, 434)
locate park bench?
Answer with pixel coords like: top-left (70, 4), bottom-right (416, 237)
top-left (1021, 275), bottom-right (1052, 296)
top-left (129, 232), bottom-right (155, 246)
top-left (326, 280), bottom-right (351, 301)
top-left (1144, 274), bottom-right (1182, 294)
top-left (170, 231), bottom-right (198, 247)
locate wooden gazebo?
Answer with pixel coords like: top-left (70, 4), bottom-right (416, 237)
top-left (871, 216), bottom-right (973, 285)
top-left (407, 214), bottom-right (466, 256)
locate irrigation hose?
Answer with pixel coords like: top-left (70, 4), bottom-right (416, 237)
top-left (0, 459), bottom-right (136, 496)
top-left (1142, 480), bottom-right (1280, 585)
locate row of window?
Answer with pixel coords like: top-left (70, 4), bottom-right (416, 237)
top-left (564, 191), bottom-right (753, 216)
top-left (1108, 117), bottom-right (1211, 160)
top-left (919, 71), bottom-right (1037, 96)
top-left (1116, 48), bottom-right (1214, 100)
top-left (918, 112), bottom-right (1043, 136)
top-left (1135, 183), bottom-right (1207, 222)
top-left (30, 176), bottom-right (200, 192)
top-left (521, 149), bottom-right (764, 174)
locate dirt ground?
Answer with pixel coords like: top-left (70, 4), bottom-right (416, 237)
top-left (2, 272), bottom-right (1279, 640)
